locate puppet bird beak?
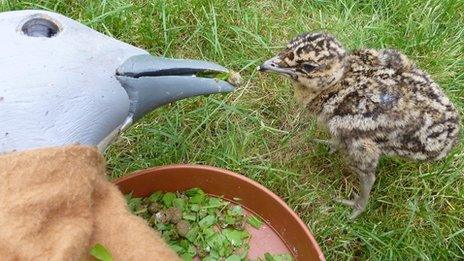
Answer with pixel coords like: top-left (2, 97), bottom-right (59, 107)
top-left (116, 54), bottom-right (235, 122)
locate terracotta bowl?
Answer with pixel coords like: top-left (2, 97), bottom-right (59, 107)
top-left (114, 164), bottom-right (325, 261)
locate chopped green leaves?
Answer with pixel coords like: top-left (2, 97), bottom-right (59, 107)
top-left (214, 72), bottom-right (230, 81)
top-left (126, 193), bottom-right (142, 213)
top-left (89, 243), bottom-right (113, 261)
top-left (162, 192), bottom-right (177, 207)
top-left (199, 214), bottom-right (216, 228)
top-left (261, 253), bottom-right (294, 261)
top-left (185, 187), bottom-right (203, 196)
top-left (195, 70), bottom-right (228, 81)
top-left (225, 255), bottom-right (242, 261)
top-left (173, 198), bottom-right (186, 210)
top-left (125, 188), bottom-right (292, 260)
top-left (229, 205), bottom-right (243, 216)
top-left (189, 192), bottom-right (205, 204)
top-left (194, 70), bottom-right (242, 87)
top-left (247, 215), bottom-right (263, 229)
top-left (208, 197), bottom-right (224, 208)
top-left (148, 191), bottom-right (162, 203)
top-left (223, 229), bottom-right (248, 247)
top-left (185, 226), bottom-right (199, 242)
top-left (183, 213), bottom-right (197, 221)
top-left (264, 253), bottom-right (275, 261)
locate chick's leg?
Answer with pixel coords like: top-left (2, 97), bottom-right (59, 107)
top-left (335, 139), bottom-right (379, 219)
top-left (336, 168), bottom-right (376, 219)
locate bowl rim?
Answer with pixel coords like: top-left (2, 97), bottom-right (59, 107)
top-left (114, 164), bottom-right (325, 260)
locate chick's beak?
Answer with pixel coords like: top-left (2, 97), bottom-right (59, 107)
top-left (258, 56), bottom-right (296, 78)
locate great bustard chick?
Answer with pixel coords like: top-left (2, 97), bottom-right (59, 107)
top-left (259, 32), bottom-right (460, 219)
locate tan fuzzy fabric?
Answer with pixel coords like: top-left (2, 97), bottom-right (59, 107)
top-left (0, 146), bottom-right (180, 261)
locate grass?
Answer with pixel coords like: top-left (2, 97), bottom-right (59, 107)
top-left (3, 0), bottom-right (463, 259)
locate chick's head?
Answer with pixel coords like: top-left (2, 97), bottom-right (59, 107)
top-left (259, 32), bottom-right (347, 91)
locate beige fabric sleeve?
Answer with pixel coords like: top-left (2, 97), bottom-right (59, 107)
top-left (0, 146), bottom-right (179, 261)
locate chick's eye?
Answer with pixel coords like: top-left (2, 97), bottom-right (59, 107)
top-left (302, 64), bottom-right (317, 72)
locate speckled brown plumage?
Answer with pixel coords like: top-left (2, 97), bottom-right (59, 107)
top-left (259, 32), bottom-right (460, 219)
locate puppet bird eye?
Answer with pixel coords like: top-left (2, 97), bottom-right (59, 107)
top-left (302, 63), bottom-right (317, 72)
